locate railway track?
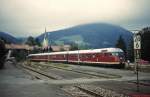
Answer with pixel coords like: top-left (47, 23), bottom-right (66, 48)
top-left (62, 85), bottom-right (130, 97)
top-left (28, 62), bottom-right (121, 79)
top-left (22, 64), bottom-right (58, 80)
top-left (22, 63), bottom-right (101, 81)
top-left (21, 64), bottom-right (121, 97)
top-left (22, 62), bottom-right (132, 97)
top-left (23, 64), bottom-right (99, 80)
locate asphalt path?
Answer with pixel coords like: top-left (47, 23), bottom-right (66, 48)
top-left (0, 62), bottom-right (68, 97)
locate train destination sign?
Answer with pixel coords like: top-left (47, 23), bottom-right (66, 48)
top-left (134, 35), bottom-right (141, 50)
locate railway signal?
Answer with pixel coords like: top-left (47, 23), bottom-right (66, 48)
top-left (134, 35), bottom-right (141, 50)
top-left (133, 34), bottom-right (141, 61)
top-left (133, 33), bottom-right (141, 92)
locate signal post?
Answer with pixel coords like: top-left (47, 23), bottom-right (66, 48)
top-left (134, 34), bottom-right (141, 92)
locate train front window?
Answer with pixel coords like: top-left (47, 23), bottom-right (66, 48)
top-left (112, 52), bottom-right (124, 57)
top-left (119, 52), bottom-right (124, 57)
top-left (112, 52), bottom-right (118, 56)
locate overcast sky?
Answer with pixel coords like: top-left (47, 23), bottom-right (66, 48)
top-left (0, 0), bottom-right (150, 37)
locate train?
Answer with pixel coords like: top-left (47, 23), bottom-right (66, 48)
top-left (28, 48), bottom-right (125, 68)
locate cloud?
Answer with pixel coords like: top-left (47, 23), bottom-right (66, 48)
top-left (0, 0), bottom-right (150, 37)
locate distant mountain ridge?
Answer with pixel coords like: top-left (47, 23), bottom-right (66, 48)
top-left (0, 31), bottom-right (19, 44)
top-left (37, 23), bottom-right (133, 49)
top-left (0, 23), bottom-right (133, 48)
top-left (0, 31), bottom-right (28, 44)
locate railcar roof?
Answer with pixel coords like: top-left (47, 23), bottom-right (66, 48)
top-left (28, 48), bottom-right (123, 56)
top-left (28, 51), bottom-right (67, 56)
top-left (68, 48), bottom-right (123, 54)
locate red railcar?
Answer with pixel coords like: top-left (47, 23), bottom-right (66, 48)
top-left (28, 48), bottom-right (125, 67)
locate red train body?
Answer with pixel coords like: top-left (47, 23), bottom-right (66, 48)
top-left (28, 48), bottom-right (125, 67)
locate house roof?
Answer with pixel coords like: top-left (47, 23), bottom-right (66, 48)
top-left (5, 44), bottom-right (33, 50)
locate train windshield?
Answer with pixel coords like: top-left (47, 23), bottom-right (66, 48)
top-left (112, 52), bottom-right (124, 57)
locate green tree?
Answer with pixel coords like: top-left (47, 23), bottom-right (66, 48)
top-left (115, 35), bottom-right (126, 57)
top-left (35, 38), bottom-right (41, 46)
top-left (0, 37), bottom-right (11, 44)
top-left (70, 43), bottom-right (79, 50)
top-left (25, 36), bottom-right (36, 46)
top-left (0, 39), bottom-right (7, 69)
top-left (126, 38), bottom-right (134, 62)
top-left (140, 27), bottom-right (150, 61)
top-left (49, 46), bottom-right (53, 52)
top-left (12, 49), bottom-right (28, 61)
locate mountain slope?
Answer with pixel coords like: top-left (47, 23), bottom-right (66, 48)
top-left (37, 23), bottom-right (133, 48)
top-left (0, 32), bottom-right (20, 44)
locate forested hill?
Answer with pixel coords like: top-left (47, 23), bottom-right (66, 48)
top-left (0, 32), bottom-right (19, 44)
top-left (37, 23), bottom-right (133, 48)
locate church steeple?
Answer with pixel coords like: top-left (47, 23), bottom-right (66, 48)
top-left (42, 27), bottom-right (48, 49)
top-left (45, 27), bottom-right (46, 33)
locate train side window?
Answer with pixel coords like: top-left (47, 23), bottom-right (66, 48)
top-left (103, 53), bottom-right (107, 56)
top-left (107, 53), bottom-right (110, 56)
top-left (108, 53), bottom-right (112, 56)
top-left (96, 53), bottom-right (101, 57)
top-left (86, 54), bottom-right (89, 58)
top-left (83, 54), bottom-right (86, 58)
top-left (85, 54), bottom-right (88, 58)
top-left (79, 55), bottom-right (82, 58)
top-left (87, 54), bottom-right (91, 58)
top-left (92, 54), bottom-right (95, 58)
top-left (104, 53), bottom-right (110, 56)
top-left (112, 52), bottom-right (119, 56)
top-left (100, 53), bottom-right (103, 56)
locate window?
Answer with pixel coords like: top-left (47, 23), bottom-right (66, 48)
top-left (92, 55), bottom-right (95, 58)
